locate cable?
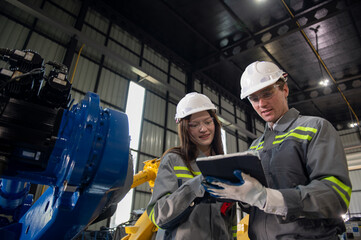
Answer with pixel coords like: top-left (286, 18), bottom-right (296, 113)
top-left (281, 0), bottom-right (360, 128)
top-left (310, 25), bottom-right (326, 84)
top-left (70, 44), bottom-right (85, 84)
top-left (0, 68), bottom-right (44, 90)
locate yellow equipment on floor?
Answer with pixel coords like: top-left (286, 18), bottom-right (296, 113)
top-left (237, 214), bottom-right (250, 240)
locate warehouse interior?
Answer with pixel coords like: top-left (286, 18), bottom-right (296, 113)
top-left (0, 0), bottom-right (361, 239)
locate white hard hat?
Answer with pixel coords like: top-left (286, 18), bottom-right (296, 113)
top-left (240, 61), bottom-right (285, 99)
top-left (175, 92), bottom-right (216, 122)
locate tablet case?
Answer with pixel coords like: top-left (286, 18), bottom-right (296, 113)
top-left (196, 152), bottom-right (268, 187)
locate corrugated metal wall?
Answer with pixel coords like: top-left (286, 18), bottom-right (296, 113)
top-left (340, 129), bottom-right (361, 153)
top-left (340, 128), bottom-right (361, 218)
top-left (348, 169), bottom-right (361, 218)
top-left (1, 0), bottom-right (361, 229)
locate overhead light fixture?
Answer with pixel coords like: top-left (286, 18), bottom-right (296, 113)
top-left (349, 122), bottom-right (359, 128)
top-left (319, 79), bottom-right (329, 86)
top-left (310, 26), bottom-right (330, 88)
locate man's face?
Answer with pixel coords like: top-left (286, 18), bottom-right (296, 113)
top-left (248, 83), bottom-right (289, 125)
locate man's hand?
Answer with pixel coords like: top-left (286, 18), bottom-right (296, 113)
top-left (202, 170), bottom-right (267, 210)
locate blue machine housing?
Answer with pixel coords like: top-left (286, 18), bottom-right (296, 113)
top-left (0, 92), bottom-right (133, 239)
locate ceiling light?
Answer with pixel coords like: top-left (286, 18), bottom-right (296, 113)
top-left (319, 79), bottom-right (329, 86)
top-left (349, 122), bottom-right (359, 128)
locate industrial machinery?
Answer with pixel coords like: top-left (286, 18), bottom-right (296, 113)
top-left (0, 48), bottom-right (249, 240)
top-left (0, 48), bottom-right (133, 239)
top-left (121, 158), bottom-right (160, 240)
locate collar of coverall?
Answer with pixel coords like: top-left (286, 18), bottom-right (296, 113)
top-left (266, 108), bottom-right (299, 132)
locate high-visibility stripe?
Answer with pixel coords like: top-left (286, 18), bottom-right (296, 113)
top-left (149, 193), bottom-right (171, 229)
top-left (175, 173), bottom-right (194, 178)
top-left (231, 225), bottom-right (237, 237)
top-left (250, 127), bottom-right (317, 150)
top-left (274, 127), bottom-right (317, 139)
top-left (148, 207), bottom-right (162, 229)
top-left (250, 145), bottom-right (263, 150)
top-left (273, 132), bottom-right (313, 144)
top-left (297, 126), bottom-right (317, 133)
top-left (273, 126), bottom-right (317, 144)
top-left (323, 176), bottom-right (352, 207)
top-left (174, 166), bottom-right (201, 176)
top-left (332, 186), bottom-right (349, 208)
top-left (250, 141), bottom-right (264, 150)
top-left (174, 166), bottom-right (189, 171)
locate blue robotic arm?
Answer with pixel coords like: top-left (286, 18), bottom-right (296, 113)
top-left (0, 49), bottom-right (133, 239)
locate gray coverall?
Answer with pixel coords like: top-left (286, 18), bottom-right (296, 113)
top-left (147, 152), bottom-right (237, 240)
top-left (247, 108), bottom-right (352, 239)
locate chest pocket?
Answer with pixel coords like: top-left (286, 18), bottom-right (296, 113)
top-left (260, 126), bottom-right (317, 189)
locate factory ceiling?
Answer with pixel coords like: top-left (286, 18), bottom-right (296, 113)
top-left (92, 0), bottom-right (361, 131)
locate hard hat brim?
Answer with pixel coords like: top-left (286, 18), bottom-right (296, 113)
top-left (175, 106), bottom-right (216, 121)
top-left (240, 78), bottom-right (280, 99)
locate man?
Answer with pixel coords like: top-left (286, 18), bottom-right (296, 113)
top-left (203, 61), bottom-right (352, 239)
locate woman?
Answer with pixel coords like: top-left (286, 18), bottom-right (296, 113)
top-left (146, 92), bottom-right (237, 240)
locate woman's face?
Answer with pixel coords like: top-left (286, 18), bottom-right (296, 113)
top-left (188, 111), bottom-right (215, 154)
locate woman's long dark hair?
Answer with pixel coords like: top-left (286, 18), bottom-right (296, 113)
top-left (162, 110), bottom-right (224, 175)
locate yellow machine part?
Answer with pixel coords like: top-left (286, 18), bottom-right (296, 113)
top-left (121, 211), bottom-right (157, 240)
top-left (122, 157), bottom-right (250, 240)
top-left (131, 158), bottom-right (160, 190)
top-left (122, 159), bottom-right (160, 240)
top-left (237, 214), bottom-right (250, 240)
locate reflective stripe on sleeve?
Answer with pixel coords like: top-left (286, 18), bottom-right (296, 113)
top-left (148, 207), bottom-right (163, 229)
top-left (250, 141), bottom-right (264, 150)
top-left (323, 176), bottom-right (352, 208)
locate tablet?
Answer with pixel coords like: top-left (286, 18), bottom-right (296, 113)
top-left (196, 151), bottom-right (267, 187)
